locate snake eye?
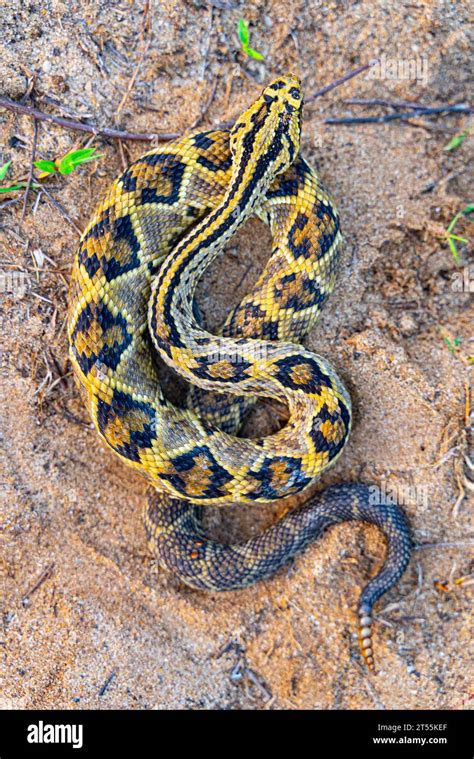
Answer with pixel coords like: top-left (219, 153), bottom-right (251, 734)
top-left (289, 87), bottom-right (301, 100)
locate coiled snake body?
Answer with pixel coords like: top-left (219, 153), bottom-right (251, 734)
top-left (68, 75), bottom-right (411, 669)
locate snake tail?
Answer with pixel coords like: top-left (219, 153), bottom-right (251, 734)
top-left (145, 483), bottom-right (412, 670)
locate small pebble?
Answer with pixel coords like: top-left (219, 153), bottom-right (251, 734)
top-left (399, 313), bottom-right (418, 337)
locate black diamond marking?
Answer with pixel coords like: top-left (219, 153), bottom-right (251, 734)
top-left (196, 153), bottom-right (232, 173)
top-left (287, 212), bottom-right (312, 259)
top-left (79, 214), bottom-right (141, 282)
top-left (193, 132), bottom-right (216, 150)
top-left (273, 354), bottom-right (333, 393)
top-left (190, 355), bottom-right (252, 384)
top-left (275, 274), bottom-right (325, 312)
top-left (96, 391), bottom-right (156, 462)
top-left (246, 456), bottom-right (311, 501)
top-left (308, 401), bottom-right (351, 458)
top-left (104, 214), bottom-right (141, 280)
top-left (72, 303), bottom-right (131, 375)
top-left (160, 445), bottom-right (233, 499)
top-left (140, 157), bottom-right (186, 206)
top-left (224, 302), bottom-right (267, 337)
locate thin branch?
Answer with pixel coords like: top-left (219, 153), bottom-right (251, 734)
top-left (0, 61), bottom-right (380, 146)
top-left (0, 60), bottom-right (396, 151)
top-left (20, 118), bottom-right (38, 226)
top-left (306, 59), bottom-right (379, 102)
top-left (343, 97), bottom-right (435, 110)
top-left (0, 95), bottom-right (180, 142)
top-left (22, 562), bottom-right (55, 605)
top-left (415, 541), bottom-right (474, 551)
top-left (326, 104), bottom-right (473, 125)
top-left (98, 671), bottom-right (117, 697)
top-left (0, 197), bottom-right (23, 212)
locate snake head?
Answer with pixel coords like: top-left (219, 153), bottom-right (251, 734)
top-left (230, 74), bottom-right (303, 179)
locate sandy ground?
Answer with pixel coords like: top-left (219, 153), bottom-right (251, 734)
top-left (0, 0), bottom-right (472, 710)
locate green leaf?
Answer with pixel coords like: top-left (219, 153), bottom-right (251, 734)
top-left (58, 148), bottom-right (103, 175)
top-left (244, 45), bottom-right (265, 61)
top-left (447, 236), bottom-right (460, 264)
top-left (238, 18), bottom-right (250, 46)
top-left (58, 155), bottom-right (75, 175)
top-left (444, 132), bottom-right (467, 151)
top-left (0, 183), bottom-right (25, 193)
top-left (0, 160), bottom-right (12, 181)
top-left (0, 181), bottom-right (40, 193)
top-left (34, 160), bottom-right (57, 174)
top-left (443, 204), bottom-right (473, 263)
top-left (64, 148), bottom-right (98, 162)
top-left (443, 336), bottom-right (456, 353)
top-left (444, 128), bottom-right (472, 151)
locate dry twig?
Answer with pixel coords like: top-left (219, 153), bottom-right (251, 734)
top-left (326, 104), bottom-right (472, 125)
top-left (22, 562), bottom-right (55, 605)
top-left (0, 95), bottom-right (180, 143)
top-left (306, 60), bottom-right (378, 102)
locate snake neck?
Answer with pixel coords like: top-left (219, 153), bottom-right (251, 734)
top-left (148, 74), bottom-right (305, 362)
top-left (149, 127), bottom-right (291, 361)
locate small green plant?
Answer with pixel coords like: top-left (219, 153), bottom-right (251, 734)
top-left (444, 204), bottom-right (474, 264)
top-left (444, 127), bottom-right (472, 151)
top-left (0, 160), bottom-right (39, 193)
top-left (237, 19), bottom-right (265, 61)
top-left (441, 333), bottom-right (473, 365)
top-left (443, 335), bottom-right (460, 354)
top-left (34, 147), bottom-right (103, 177)
top-left (0, 147), bottom-right (103, 194)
